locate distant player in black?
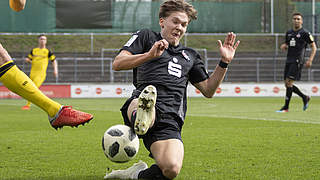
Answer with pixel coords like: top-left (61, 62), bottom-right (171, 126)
top-left (104, 0), bottom-right (240, 179)
top-left (277, 12), bottom-right (317, 113)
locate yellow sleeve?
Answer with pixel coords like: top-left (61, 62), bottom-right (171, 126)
top-left (48, 50), bottom-right (56, 61)
top-left (27, 49), bottom-right (33, 60)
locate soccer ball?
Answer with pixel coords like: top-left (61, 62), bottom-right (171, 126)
top-left (9, 0), bottom-right (24, 12)
top-left (102, 124), bottom-right (139, 163)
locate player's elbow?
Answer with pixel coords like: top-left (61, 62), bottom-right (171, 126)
top-left (204, 94), bottom-right (214, 98)
top-left (112, 61), bottom-right (122, 71)
top-left (202, 91), bottom-right (214, 98)
top-left (313, 46), bottom-right (317, 51)
top-left (112, 63), bottom-right (119, 71)
top-left (196, 84), bottom-right (215, 98)
top-left (112, 56), bottom-right (131, 71)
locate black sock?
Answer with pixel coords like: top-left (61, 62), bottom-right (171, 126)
top-left (138, 164), bottom-right (170, 180)
top-left (292, 85), bottom-right (305, 98)
top-left (284, 87), bottom-right (293, 109)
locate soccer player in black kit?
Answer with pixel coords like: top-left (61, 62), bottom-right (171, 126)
top-left (277, 12), bottom-right (317, 113)
top-left (104, 0), bottom-right (240, 179)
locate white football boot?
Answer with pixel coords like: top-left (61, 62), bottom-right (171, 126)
top-left (135, 85), bottom-right (157, 135)
top-left (104, 160), bottom-right (148, 179)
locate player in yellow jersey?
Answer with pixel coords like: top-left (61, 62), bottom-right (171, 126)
top-left (0, 0), bottom-right (93, 129)
top-left (22, 35), bottom-right (58, 110)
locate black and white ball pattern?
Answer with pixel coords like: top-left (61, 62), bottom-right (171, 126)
top-left (102, 124), bottom-right (139, 163)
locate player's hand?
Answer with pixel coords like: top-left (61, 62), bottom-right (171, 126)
top-left (147, 39), bottom-right (169, 59)
top-left (280, 44), bottom-right (288, 51)
top-left (53, 71), bottom-right (58, 78)
top-left (25, 58), bottom-right (31, 63)
top-left (305, 60), bottom-right (312, 68)
top-left (217, 32), bottom-right (240, 64)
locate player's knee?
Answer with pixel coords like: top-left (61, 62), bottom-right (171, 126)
top-left (284, 81), bottom-right (293, 88)
top-left (161, 161), bottom-right (182, 179)
top-left (0, 44), bottom-right (10, 65)
top-left (285, 83), bottom-right (293, 88)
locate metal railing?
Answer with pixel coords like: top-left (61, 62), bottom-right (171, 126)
top-left (1, 33), bottom-right (319, 84)
top-left (3, 32), bottom-right (319, 54)
top-left (9, 50), bottom-right (318, 84)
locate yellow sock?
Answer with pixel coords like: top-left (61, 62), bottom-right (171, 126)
top-left (0, 62), bottom-right (61, 117)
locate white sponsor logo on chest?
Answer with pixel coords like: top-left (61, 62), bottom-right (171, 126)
top-left (168, 57), bottom-right (182, 78)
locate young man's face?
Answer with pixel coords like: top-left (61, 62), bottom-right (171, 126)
top-left (292, 15), bottom-right (303, 30)
top-left (159, 11), bottom-right (189, 46)
top-left (38, 36), bottom-right (47, 47)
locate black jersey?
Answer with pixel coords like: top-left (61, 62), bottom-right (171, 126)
top-left (121, 29), bottom-right (209, 125)
top-left (285, 28), bottom-right (314, 63)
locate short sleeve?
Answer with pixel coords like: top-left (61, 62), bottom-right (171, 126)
top-left (48, 50), bottom-right (56, 61)
top-left (121, 29), bottom-right (150, 55)
top-left (285, 31), bottom-right (290, 45)
top-left (188, 53), bottom-right (209, 84)
top-left (27, 50), bottom-right (33, 59)
top-left (305, 32), bottom-right (314, 44)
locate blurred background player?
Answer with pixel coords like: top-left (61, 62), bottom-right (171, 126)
top-left (22, 34), bottom-right (58, 110)
top-left (0, 0), bottom-right (93, 129)
top-left (104, 0), bottom-right (239, 179)
top-left (277, 12), bottom-right (317, 113)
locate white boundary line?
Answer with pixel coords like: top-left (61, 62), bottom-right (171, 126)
top-left (2, 102), bottom-right (319, 125)
top-left (188, 113), bottom-right (320, 125)
top-left (0, 102), bottom-right (24, 106)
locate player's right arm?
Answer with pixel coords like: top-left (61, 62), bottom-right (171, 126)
top-left (9, 0), bottom-right (26, 12)
top-left (25, 57), bottom-right (31, 63)
top-left (113, 39), bottom-right (168, 71)
top-left (280, 32), bottom-right (289, 51)
top-left (25, 50), bottom-right (32, 63)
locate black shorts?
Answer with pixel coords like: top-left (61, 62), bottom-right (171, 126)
top-left (284, 62), bottom-right (303, 81)
top-left (120, 91), bottom-right (182, 153)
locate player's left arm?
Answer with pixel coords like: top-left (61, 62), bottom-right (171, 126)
top-left (305, 42), bottom-right (317, 68)
top-left (48, 51), bottom-right (58, 77)
top-left (9, 0), bottom-right (26, 12)
top-left (194, 32), bottom-right (240, 98)
top-left (51, 60), bottom-right (58, 78)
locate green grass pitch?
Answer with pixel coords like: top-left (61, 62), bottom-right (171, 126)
top-left (0, 97), bottom-right (320, 180)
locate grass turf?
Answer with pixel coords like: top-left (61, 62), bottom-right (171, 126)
top-left (0, 97), bottom-right (319, 180)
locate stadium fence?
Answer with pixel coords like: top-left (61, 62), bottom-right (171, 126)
top-left (1, 33), bottom-right (320, 83)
